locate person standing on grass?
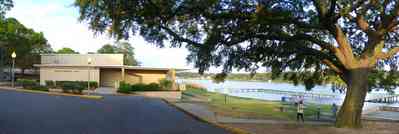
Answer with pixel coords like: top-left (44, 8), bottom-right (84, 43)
top-left (297, 100), bottom-right (304, 122)
top-left (331, 103), bottom-right (338, 118)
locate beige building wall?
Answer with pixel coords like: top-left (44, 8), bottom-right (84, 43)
top-left (41, 54), bottom-right (123, 66)
top-left (99, 69), bottom-right (169, 87)
top-left (100, 69), bottom-right (122, 87)
top-left (124, 71), bottom-right (142, 84)
top-left (40, 67), bottom-right (100, 85)
top-left (128, 70), bottom-right (168, 84)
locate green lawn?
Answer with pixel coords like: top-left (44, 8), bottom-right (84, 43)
top-left (183, 88), bottom-right (333, 121)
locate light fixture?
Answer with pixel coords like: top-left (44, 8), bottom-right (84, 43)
top-left (11, 51), bottom-right (16, 58)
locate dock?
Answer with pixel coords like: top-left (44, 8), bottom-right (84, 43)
top-left (229, 88), bottom-right (338, 99)
top-left (366, 94), bottom-right (399, 103)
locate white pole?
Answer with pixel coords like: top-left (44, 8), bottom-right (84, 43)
top-left (87, 57), bottom-right (92, 95)
top-left (11, 58), bottom-right (15, 88)
top-left (87, 65), bottom-right (90, 95)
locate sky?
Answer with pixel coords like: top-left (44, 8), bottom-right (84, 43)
top-left (5, 0), bottom-right (201, 71)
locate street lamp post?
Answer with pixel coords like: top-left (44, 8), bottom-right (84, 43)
top-left (87, 58), bottom-right (92, 95)
top-left (11, 51), bottom-right (16, 88)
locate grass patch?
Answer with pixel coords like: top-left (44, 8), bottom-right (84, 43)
top-left (183, 88), bottom-right (333, 121)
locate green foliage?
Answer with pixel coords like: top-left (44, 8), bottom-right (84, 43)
top-left (17, 79), bottom-right (49, 91)
top-left (89, 81), bottom-right (98, 89)
top-left (17, 79), bottom-right (37, 89)
top-left (74, 0), bottom-right (399, 91)
top-left (159, 78), bottom-right (172, 90)
top-left (212, 73), bottom-right (227, 83)
top-left (130, 83), bottom-right (148, 91)
top-left (61, 81), bottom-right (85, 94)
top-left (118, 81), bottom-right (163, 93)
top-left (56, 47), bottom-right (79, 54)
top-left (97, 44), bottom-right (117, 53)
top-left (146, 83), bottom-right (161, 90)
top-left (56, 81), bottom-right (98, 94)
top-left (117, 81), bottom-right (131, 93)
top-left (131, 83), bottom-right (161, 91)
top-left (45, 80), bottom-right (56, 88)
top-left (0, 0), bottom-right (13, 17)
top-left (0, 17), bottom-right (51, 72)
top-left (30, 85), bottom-right (49, 92)
top-left (97, 42), bottom-right (140, 66)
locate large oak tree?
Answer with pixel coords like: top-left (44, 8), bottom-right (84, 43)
top-left (74, 0), bottom-right (399, 128)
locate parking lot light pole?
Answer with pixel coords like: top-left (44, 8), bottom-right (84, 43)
top-left (87, 58), bottom-right (92, 95)
top-left (11, 51), bottom-right (16, 88)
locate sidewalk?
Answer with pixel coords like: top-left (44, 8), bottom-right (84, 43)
top-left (174, 102), bottom-right (333, 125)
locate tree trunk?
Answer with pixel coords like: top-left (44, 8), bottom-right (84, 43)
top-left (336, 69), bottom-right (369, 128)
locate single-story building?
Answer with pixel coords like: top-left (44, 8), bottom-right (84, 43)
top-left (34, 54), bottom-right (185, 89)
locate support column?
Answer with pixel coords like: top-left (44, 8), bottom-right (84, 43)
top-left (121, 67), bottom-right (125, 82)
top-left (168, 68), bottom-right (177, 90)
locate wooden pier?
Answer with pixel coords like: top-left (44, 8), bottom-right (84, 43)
top-left (229, 88), bottom-right (338, 99)
top-left (366, 94), bottom-right (399, 103)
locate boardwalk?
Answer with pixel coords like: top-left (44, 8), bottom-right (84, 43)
top-left (230, 88), bottom-right (338, 99)
top-left (366, 94), bottom-right (399, 103)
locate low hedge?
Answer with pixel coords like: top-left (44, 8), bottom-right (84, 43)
top-left (45, 81), bottom-right (98, 89)
top-left (17, 79), bottom-right (99, 94)
top-left (17, 79), bottom-right (37, 89)
top-left (45, 80), bottom-right (56, 88)
top-left (117, 81), bottom-right (164, 93)
top-left (117, 81), bottom-right (131, 93)
top-left (61, 81), bottom-right (85, 94)
top-left (17, 79), bottom-right (48, 91)
top-left (57, 81), bottom-right (99, 94)
top-left (30, 85), bottom-right (49, 92)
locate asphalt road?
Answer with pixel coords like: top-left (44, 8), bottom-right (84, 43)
top-left (0, 90), bottom-right (229, 134)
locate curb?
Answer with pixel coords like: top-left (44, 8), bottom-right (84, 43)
top-left (161, 99), bottom-right (250, 134)
top-left (0, 87), bottom-right (103, 100)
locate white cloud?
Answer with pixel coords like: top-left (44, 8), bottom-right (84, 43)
top-left (6, 0), bottom-right (197, 70)
top-left (5, 0), bottom-right (258, 73)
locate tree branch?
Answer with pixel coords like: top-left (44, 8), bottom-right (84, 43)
top-left (159, 25), bottom-right (203, 46)
top-left (380, 0), bottom-right (399, 32)
top-left (356, 15), bottom-right (370, 32)
top-left (331, 24), bottom-right (356, 68)
top-left (378, 47), bottom-right (399, 60)
top-left (322, 59), bottom-right (343, 74)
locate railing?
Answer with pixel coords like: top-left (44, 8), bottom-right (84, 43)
top-left (228, 88), bottom-right (338, 99)
top-left (366, 94), bottom-right (399, 103)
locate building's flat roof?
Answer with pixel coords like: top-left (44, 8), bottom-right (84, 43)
top-left (40, 54), bottom-right (123, 56)
top-left (34, 64), bottom-right (189, 71)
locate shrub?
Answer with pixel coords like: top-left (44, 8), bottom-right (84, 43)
top-left (131, 83), bottom-right (148, 91)
top-left (89, 81), bottom-right (98, 89)
top-left (45, 81), bottom-right (56, 88)
top-left (55, 81), bottom-right (98, 90)
top-left (30, 85), bottom-right (49, 92)
top-left (61, 81), bottom-right (85, 94)
top-left (118, 82), bottom-right (164, 93)
top-left (159, 78), bottom-right (173, 90)
top-left (130, 83), bottom-right (162, 91)
top-left (17, 79), bottom-right (38, 89)
top-left (146, 83), bottom-right (161, 91)
top-left (117, 81), bottom-right (131, 93)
